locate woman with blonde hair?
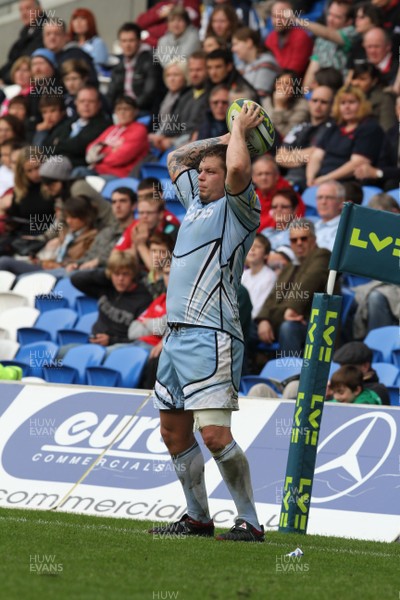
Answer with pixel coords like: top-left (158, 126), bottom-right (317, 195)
top-left (0, 146), bottom-right (54, 255)
top-left (306, 84), bottom-right (385, 186)
top-left (6, 146), bottom-right (54, 235)
top-left (1, 56), bottom-right (32, 115)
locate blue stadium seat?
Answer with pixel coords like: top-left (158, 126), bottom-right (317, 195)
top-left (136, 115), bottom-right (151, 126)
top-left (340, 287), bottom-right (355, 326)
top-left (43, 344), bottom-right (106, 384)
top-left (239, 375), bottom-right (281, 395)
top-left (361, 185), bottom-right (384, 206)
top-left (102, 177), bottom-right (139, 199)
top-left (371, 362), bottom-right (400, 387)
top-left (1, 341), bottom-right (59, 377)
top-left (372, 362), bottom-right (400, 405)
top-left (260, 357), bottom-right (303, 383)
top-left (328, 361), bottom-right (340, 379)
top-left (158, 149), bottom-right (172, 166)
top-left (302, 186), bottom-right (318, 216)
top-left (166, 200), bottom-right (186, 221)
top-left (86, 346), bottom-right (149, 388)
top-left (17, 308), bottom-right (78, 345)
top-left (140, 163), bottom-right (170, 180)
top-left (364, 326), bottom-right (400, 363)
top-left (36, 277), bottom-right (83, 311)
top-left (57, 312), bottom-right (98, 346)
top-left (341, 273), bottom-right (372, 287)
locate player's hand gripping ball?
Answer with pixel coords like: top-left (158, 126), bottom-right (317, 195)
top-left (226, 98), bottom-right (275, 157)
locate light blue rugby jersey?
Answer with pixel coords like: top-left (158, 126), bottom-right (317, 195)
top-left (167, 168), bottom-right (261, 340)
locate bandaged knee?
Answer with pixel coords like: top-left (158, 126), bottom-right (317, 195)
top-left (193, 409), bottom-right (232, 431)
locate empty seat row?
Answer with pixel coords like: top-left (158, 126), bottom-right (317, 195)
top-left (1, 341), bottom-right (149, 388)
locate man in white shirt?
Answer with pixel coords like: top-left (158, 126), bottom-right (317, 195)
top-left (314, 180), bottom-right (344, 251)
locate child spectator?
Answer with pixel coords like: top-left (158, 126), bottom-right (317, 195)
top-left (329, 364), bottom-right (382, 405)
top-left (241, 234), bottom-right (276, 320)
top-left (71, 251), bottom-right (152, 348)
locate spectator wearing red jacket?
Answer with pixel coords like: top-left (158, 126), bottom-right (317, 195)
top-left (265, 0), bottom-right (314, 76)
top-left (252, 155), bottom-right (305, 231)
top-left (86, 96), bottom-right (149, 178)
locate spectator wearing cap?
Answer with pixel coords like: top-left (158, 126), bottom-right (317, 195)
top-left (38, 155), bottom-right (114, 231)
top-left (28, 48), bottom-right (62, 126)
top-left (44, 85), bottom-right (111, 170)
top-left (84, 96), bottom-right (149, 179)
top-left (0, 0), bottom-right (45, 85)
top-left (267, 245), bottom-right (296, 276)
top-left (107, 23), bottom-right (164, 116)
top-left (333, 341), bottom-right (390, 405)
top-left (155, 6), bottom-right (200, 68)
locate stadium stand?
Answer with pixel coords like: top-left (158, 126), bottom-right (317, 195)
top-left (0, 0), bottom-right (397, 394)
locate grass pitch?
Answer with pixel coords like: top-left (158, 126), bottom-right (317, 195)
top-left (1, 507), bottom-right (399, 600)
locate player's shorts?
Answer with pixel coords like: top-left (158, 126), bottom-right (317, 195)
top-left (153, 326), bottom-right (243, 411)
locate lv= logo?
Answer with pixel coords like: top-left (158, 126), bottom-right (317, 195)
top-left (350, 228), bottom-right (400, 256)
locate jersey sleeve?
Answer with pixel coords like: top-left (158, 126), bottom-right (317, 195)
top-left (173, 168), bottom-right (199, 209)
top-left (225, 180), bottom-right (261, 231)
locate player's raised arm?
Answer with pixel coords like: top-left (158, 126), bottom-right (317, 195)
top-left (167, 133), bottom-right (230, 182)
top-left (225, 103), bottom-right (264, 195)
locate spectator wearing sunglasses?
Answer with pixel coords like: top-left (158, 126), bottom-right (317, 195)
top-left (256, 219), bottom-right (335, 356)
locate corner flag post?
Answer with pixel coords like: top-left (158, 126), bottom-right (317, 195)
top-left (279, 203), bottom-right (400, 534)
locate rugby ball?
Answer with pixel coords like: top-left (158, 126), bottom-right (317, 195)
top-left (226, 98), bottom-right (275, 157)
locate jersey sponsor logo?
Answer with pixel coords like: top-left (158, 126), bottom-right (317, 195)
top-left (184, 205), bottom-right (214, 223)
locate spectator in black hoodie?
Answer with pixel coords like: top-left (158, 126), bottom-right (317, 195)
top-left (71, 251), bottom-right (152, 348)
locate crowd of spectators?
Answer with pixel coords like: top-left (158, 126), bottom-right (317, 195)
top-left (0, 0), bottom-right (398, 398)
